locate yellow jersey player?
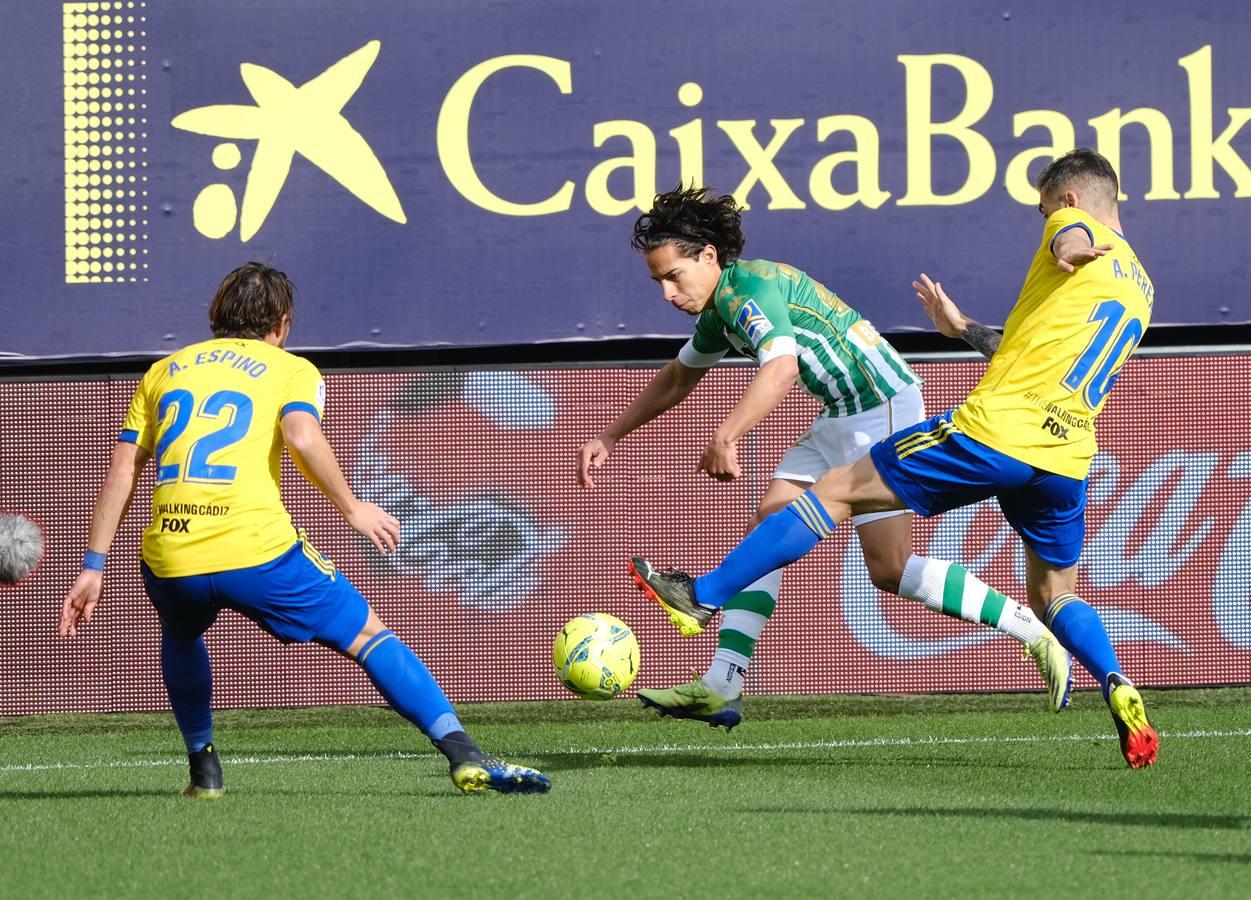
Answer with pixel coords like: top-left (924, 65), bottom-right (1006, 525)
top-left (630, 149), bottom-right (1159, 768)
top-left (60, 263), bottom-right (550, 796)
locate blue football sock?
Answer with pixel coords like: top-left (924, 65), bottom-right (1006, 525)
top-left (695, 490), bottom-right (836, 608)
top-left (1045, 594), bottom-right (1122, 699)
top-left (357, 631), bottom-right (462, 739)
top-left (160, 632), bottom-right (214, 754)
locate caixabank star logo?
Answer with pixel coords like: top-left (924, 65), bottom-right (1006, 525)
top-left (62, 7), bottom-right (406, 283)
top-left (170, 39), bottom-right (406, 241)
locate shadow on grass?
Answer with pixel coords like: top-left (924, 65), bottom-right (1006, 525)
top-left (251, 785), bottom-right (455, 800)
top-left (839, 753), bottom-right (1113, 773)
top-left (526, 751), bottom-right (850, 773)
top-left (1084, 848), bottom-right (1251, 864)
top-left (213, 745), bottom-right (1105, 775)
top-left (208, 748), bottom-right (829, 774)
top-left (522, 745), bottom-right (1108, 775)
top-left (741, 805), bottom-right (1249, 830)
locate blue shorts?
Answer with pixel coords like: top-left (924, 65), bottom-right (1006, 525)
top-left (141, 537), bottom-right (369, 650)
top-left (868, 410), bottom-right (1087, 567)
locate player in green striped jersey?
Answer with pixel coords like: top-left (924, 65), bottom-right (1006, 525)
top-left (576, 185), bottom-right (1072, 728)
top-left (686, 258), bottom-right (920, 417)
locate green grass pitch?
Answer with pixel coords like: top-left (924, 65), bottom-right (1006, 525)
top-left (2, 688), bottom-right (1248, 899)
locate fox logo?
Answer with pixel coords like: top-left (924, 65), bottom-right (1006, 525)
top-left (1041, 416), bottom-right (1070, 439)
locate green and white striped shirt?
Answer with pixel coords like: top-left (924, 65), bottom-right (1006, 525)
top-left (678, 258), bottom-right (920, 416)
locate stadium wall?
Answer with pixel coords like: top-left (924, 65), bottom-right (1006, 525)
top-left (2, 353), bottom-right (1249, 715)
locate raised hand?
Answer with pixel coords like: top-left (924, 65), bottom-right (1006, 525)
top-left (913, 273), bottom-right (967, 340)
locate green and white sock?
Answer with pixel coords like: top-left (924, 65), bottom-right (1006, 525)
top-left (897, 554), bottom-right (1043, 643)
top-left (702, 569), bottom-right (781, 699)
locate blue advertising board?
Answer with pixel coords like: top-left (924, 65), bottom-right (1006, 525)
top-left (2, 0), bottom-right (1250, 358)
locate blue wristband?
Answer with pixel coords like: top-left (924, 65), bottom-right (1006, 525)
top-left (83, 550), bottom-right (107, 572)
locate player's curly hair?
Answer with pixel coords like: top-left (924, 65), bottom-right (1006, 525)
top-left (1037, 148), bottom-right (1119, 209)
top-left (209, 262), bottom-right (295, 339)
top-left (631, 185), bottom-right (745, 266)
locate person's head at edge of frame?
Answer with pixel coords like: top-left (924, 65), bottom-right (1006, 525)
top-left (632, 184), bottom-right (744, 317)
top-left (208, 261), bottom-right (295, 347)
top-left (1036, 147), bottom-right (1119, 223)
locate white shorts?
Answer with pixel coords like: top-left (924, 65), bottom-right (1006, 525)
top-left (773, 382), bottom-right (926, 526)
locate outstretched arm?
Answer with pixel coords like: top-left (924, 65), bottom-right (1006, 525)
top-left (60, 441), bottom-right (150, 636)
top-left (577, 358), bottom-right (709, 488)
top-left (282, 411), bottom-right (399, 554)
top-left (913, 273), bottom-right (1001, 360)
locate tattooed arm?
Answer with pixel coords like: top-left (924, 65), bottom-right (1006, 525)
top-left (959, 320), bottom-right (1001, 359)
top-left (912, 273), bottom-right (1001, 360)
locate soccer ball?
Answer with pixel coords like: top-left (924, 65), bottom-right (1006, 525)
top-left (552, 613), bottom-right (640, 700)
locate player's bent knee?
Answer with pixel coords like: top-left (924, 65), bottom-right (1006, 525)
top-left (345, 610), bottom-right (387, 659)
top-left (310, 582), bottom-right (375, 656)
top-left (868, 571), bottom-right (902, 595)
top-left (751, 480), bottom-right (812, 533)
top-left (861, 542), bottom-right (909, 594)
top-left (864, 559), bottom-right (904, 595)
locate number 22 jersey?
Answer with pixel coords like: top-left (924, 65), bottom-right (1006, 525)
top-left (119, 338), bottom-right (326, 577)
top-left (952, 207), bottom-right (1155, 480)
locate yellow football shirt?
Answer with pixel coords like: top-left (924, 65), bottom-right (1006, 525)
top-left (953, 207), bottom-right (1154, 479)
top-left (120, 338), bottom-right (326, 577)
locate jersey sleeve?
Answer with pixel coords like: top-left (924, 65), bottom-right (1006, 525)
top-left (119, 363), bottom-right (160, 451)
top-left (281, 358), bottom-right (326, 421)
top-left (1044, 207), bottom-right (1096, 257)
top-left (717, 273), bottom-right (797, 364)
top-left (678, 311), bottom-right (731, 368)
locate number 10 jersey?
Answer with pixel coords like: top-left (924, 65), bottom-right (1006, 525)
top-left (952, 207), bottom-right (1155, 480)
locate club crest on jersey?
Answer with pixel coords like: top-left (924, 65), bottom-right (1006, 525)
top-left (735, 299), bottom-right (772, 347)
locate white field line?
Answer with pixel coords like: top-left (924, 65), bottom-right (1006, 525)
top-left (1, 728), bottom-right (1249, 775)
